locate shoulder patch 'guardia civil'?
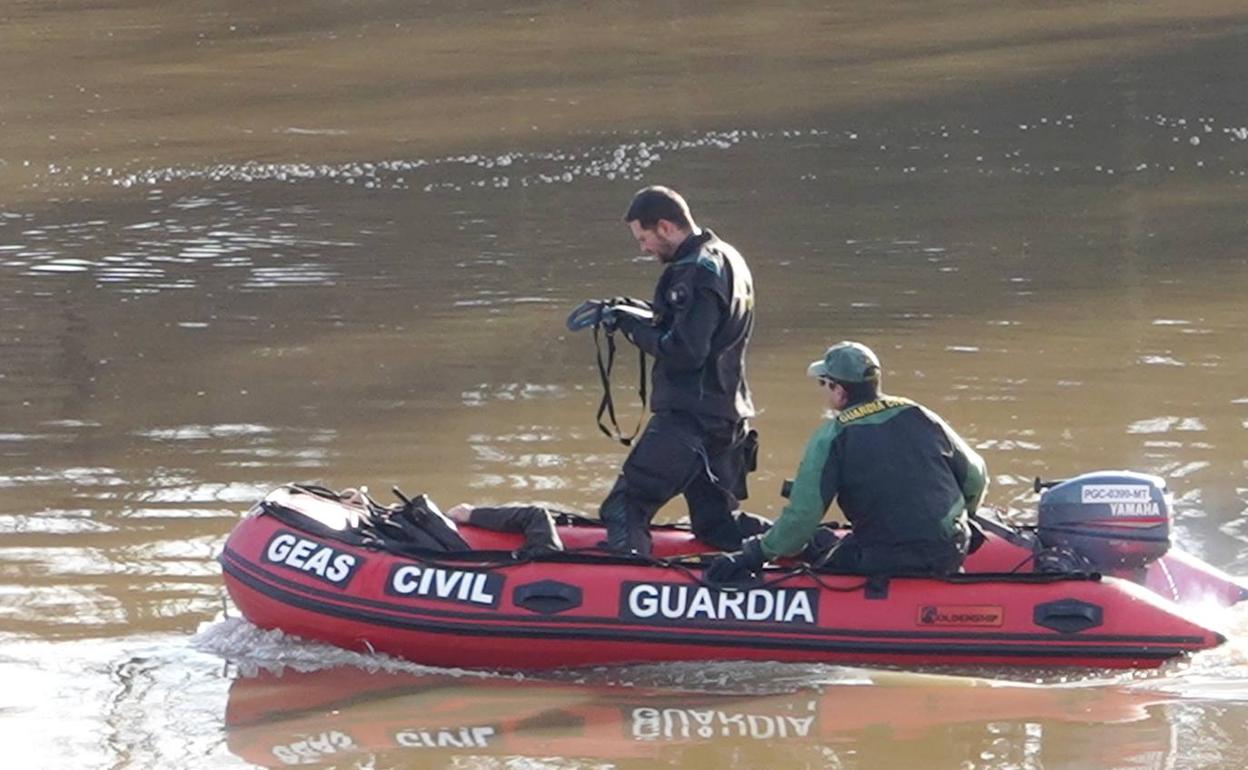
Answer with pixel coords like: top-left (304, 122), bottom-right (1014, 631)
top-left (836, 397), bottom-right (914, 425)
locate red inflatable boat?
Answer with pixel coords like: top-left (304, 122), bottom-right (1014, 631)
top-left (219, 472), bottom-right (1244, 671)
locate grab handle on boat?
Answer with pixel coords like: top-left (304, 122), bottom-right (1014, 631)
top-left (1033, 598), bottom-right (1103, 633)
top-left (514, 580), bottom-right (584, 615)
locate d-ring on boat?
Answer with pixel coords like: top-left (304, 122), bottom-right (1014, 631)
top-left (219, 471), bottom-right (1244, 670)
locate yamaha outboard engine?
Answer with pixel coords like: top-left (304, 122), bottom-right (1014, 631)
top-left (1036, 471), bottom-right (1171, 572)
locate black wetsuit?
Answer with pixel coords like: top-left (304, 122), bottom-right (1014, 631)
top-left (467, 506), bottom-right (563, 555)
top-left (601, 229), bottom-right (756, 555)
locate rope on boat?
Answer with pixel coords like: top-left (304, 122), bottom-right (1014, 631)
top-left (259, 486), bottom-right (1102, 590)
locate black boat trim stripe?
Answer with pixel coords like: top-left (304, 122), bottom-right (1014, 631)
top-left (252, 514), bottom-right (1101, 584)
top-left (221, 559), bottom-right (1187, 661)
top-left (220, 548), bottom-right (1208, 647)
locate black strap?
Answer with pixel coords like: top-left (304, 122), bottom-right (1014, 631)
top-left (593, 324), bottom-right (648, 446)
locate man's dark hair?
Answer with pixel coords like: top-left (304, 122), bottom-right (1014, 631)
top-left (840, 369), bottom-right (880, 404)
top-left (624, 186), bottom-right (693, 229)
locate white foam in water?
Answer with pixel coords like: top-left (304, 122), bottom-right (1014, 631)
top-left (27, 261), bottom-right (91, 273)
top-left (191, 616), bottom-right (502, 679)
top-left (558, 660), bottom-right (878, 694)
top-left (99, 129), bottom-right (753, 192)
top-left (193, 618), bottom-right (1047, 694)
top-left (1126, 604), bottom-right (1248, 700)
top-left (136, 423), bottom-right (273, 441)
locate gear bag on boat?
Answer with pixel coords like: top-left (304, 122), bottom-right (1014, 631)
top-left (255, 485), bottom-right (563, 557)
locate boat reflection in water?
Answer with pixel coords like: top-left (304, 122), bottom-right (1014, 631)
top-left (224, 665), bottom-right (1178, 769)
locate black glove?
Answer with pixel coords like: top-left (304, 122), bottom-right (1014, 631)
top-left (566, 299), bottom-right (607, 332)
top-left (705, 536), bottom-right (767, 585)
top-left (799, 525), bottom-right (841, 564)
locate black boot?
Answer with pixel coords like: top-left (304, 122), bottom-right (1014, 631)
top-left (600, 498), bottom-right (653, 556)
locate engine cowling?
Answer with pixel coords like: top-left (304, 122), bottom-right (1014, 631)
top-left (1036, 471), bottom-right (1171, 571)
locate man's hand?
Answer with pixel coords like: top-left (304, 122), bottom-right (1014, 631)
top-left (705, 536), bottom-right (767, 585)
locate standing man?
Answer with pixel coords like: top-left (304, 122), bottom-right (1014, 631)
top-left (707, 341), bottom-right (987, 580)
top-left (596, 186), bottom-right (756, 556)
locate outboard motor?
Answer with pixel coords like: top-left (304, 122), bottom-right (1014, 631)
top-left (1036, 471), bottom-right (1171, 572)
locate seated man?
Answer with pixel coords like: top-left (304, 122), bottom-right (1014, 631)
top-left (707, 341), bottom-right (987, 581)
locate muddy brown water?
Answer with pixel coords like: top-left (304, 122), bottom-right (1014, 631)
top-left (2, 2), bottom-right (1248, 768)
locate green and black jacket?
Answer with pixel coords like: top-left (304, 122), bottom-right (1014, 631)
top-left (760, 395), bottom-right (987, 560)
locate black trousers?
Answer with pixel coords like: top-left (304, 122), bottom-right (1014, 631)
top-left (815, 525), bottom-right (969, 575)
top-left (599, 411), bottom-right (753, 555)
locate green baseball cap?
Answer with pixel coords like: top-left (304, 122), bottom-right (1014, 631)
top-left (806, 341), bottom-right (881, 383)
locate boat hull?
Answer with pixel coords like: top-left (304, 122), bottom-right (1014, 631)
top-left (220, 510), bottom-right (1227, 670)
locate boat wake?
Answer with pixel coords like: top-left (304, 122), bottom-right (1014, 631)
top-left (194, 616), bottom-right (1189, 697)
top-left (1124, 603), bottom-right (1248, 702)
top-left (193, 616), bottom-right (894, 693)
top-left (190, 616), bottom-right (500, 680)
